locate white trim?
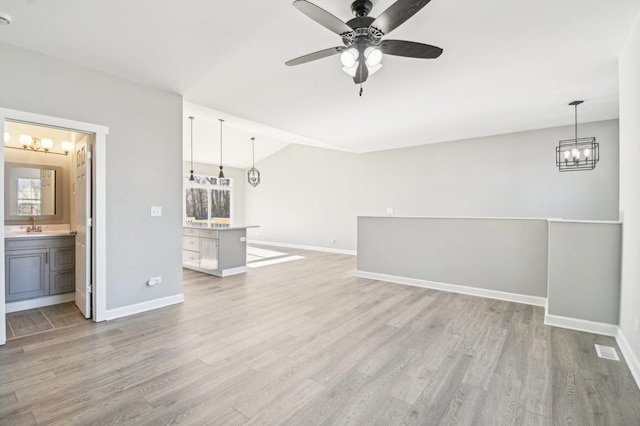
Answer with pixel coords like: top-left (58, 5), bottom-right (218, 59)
top-left (105, 294), bottom-right (184, 321)
top-left (5, 293), bottom-right (75, 313)
top-left (616, 328), bottom-right (640, 389)
top-left (248, 240), bottom-right (357, 256)
top-left (357, 216), bottom-right (622, 225)
top-left (358, 216), bottom-right (550, 221)
top-left (219, 266), bottom-right (247, 277)
top-left (544, 314), bottom-right (618, 336)
top-left (547, 219), bottom-right (622, 225)
top-left (355, 270), bottom-right (547, 307)
top-left (0, 118), bottom-right (5, 344)
top-left (93, 130), bottom-right (107, 322)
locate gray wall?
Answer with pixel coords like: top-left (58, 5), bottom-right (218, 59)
top-left (547, 221), bottom-right (621, 324)
top-left (183, 161), bottom-right (245, 226)
top-left (246, 120), bottom-right (619, 252)
top-left (0, 42), bottom-right (183, 310)
top-left (619, 10), bottom-right (640, 372)
top-left (357, 217), bottom-right (549, 297)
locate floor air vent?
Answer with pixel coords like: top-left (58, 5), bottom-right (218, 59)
top-left (595, 344), bottom-right (620, 361)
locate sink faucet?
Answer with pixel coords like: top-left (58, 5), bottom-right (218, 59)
top-left (26, 217), bottom-right (42, 233)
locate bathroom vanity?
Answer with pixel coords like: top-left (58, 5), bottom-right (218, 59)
top-left (182, 225), bottom-right (257, 277)
top-left (5, 232), bottom-right (75, 302)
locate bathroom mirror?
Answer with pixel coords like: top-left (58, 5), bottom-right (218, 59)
top-left (4, 162), bottom-right (63, 221)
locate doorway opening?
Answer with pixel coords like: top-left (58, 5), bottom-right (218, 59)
top-left (0, 108), bottom-right (108, 345)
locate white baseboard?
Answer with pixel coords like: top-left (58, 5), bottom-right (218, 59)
top-left (544, 314), bottom-right (618, 337)
top-left (616, 328), bottom-right (640, 389)
top-left (219, 266), bottom-right (247, 277)
top-left (6, 293), bottom-right (75, 313)
top-left (355, 270), bottom-right (547, 307)
top-left (105, 294), bottom-right (184, 321)
top-left (248, 240), bottom-right (357, 256)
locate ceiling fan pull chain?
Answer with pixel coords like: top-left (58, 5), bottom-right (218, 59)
top-left (359, 84), bottom-right (363, 96)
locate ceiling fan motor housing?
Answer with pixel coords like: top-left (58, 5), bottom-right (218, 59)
top-left (351, 0), bottom-right (373, 17)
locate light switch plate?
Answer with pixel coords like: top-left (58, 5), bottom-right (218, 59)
top-left (151, 206), bottom-right (162, 217)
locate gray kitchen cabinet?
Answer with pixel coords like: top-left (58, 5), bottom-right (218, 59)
top-left (5, 235), bottom-right (75, 302)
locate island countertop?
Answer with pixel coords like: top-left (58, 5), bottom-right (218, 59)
top-left (183, 224), bottom-right (259, 231)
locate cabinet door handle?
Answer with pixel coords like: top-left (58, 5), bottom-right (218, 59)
top-left (45, 252), bottom-right (49, 264)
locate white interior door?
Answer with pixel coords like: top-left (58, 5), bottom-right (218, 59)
top-left (75, 137), bottom-right (91, 318)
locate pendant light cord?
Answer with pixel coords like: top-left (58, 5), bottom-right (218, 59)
top-left (219, 119), bottom-right (224, 168)
top-left (574, 103), bottom-right (578, 144)
top-left (251, 137), bottom-right (255, 168)
top-left (189, 116), bottom-right (194, 170)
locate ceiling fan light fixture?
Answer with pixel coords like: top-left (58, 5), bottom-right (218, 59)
top-left (365, 47), bottom-right (382, 67)
top-left (342, 64), bottom-right (358, 77)
top-left (368, 63), bottom-right (382, 75)
top-left (340, 48), bottom-right (358, 68)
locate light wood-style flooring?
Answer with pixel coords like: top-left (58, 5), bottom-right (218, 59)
top-left (1, 246), bottom-right (639, 425)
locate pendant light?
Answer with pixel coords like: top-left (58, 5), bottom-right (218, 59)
top-left (188, 116), bottom-right (195, 181)
top-left (247, 137), bottom-right (261, 187)
top-left (556, 100), bottom-right (599, 172)
top-left (218, 118), bottom-right (225, 179)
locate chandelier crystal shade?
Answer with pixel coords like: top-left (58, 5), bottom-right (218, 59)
top-left (556, 101), bottom-right (599, 172)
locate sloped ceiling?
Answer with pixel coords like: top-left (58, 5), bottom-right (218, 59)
top-left (0, 0), bottom-right (638, 166)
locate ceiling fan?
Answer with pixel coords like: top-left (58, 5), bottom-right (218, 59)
top-left (285, 0), bottom-right (443, 91)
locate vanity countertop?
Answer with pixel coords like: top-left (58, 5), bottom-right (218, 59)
top-left (4, 225), bottom-right (74, 239)
top-left (4, 230), bottom-right (75, 239)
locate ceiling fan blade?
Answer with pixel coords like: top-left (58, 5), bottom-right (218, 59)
top-left (353, 61), bottom-right (369, 84)
top-left (293, 0), bottom-right (353, 36)
top-left (370, 0), bottom-right (432, 36)
top-left (285, 46), bottom-right (345, 66)
top-left (379, 40), bottom-right (443, 59)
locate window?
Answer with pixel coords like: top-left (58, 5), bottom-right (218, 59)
top-left (184, 175), bottom-right (233, 226)
top-left (16, 178), bottom-right (41, 216)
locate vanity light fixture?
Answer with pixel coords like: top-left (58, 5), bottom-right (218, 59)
top-left (556, 100), bottom-right (599, 171)
top-left (218, 118), bottom-right (225, 179)
top-left (61, 141), bottom-right (74, 155)
top-left (188, 116), bottom-right (195, 181)
top-left (4, 133), bottom-right (73, 156)
top-left (247, 137), bottom-right (260, 187)
top-left (40, 138), bottom-right (54, 152)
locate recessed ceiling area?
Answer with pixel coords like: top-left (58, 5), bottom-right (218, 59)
top-left (0, 0), bottom-right (638, 155)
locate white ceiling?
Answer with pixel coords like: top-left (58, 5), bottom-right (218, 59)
top-left (0, 0), bottom-right (638, 164)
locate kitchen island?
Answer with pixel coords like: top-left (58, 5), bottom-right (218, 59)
top-left (182, 224), bottom-right (258, 277)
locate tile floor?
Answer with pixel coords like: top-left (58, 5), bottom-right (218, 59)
top-left (5, 302), bottom-right (86, 339)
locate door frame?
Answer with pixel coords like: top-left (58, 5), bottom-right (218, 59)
top-left (0, 108), bottom-right (108, 345)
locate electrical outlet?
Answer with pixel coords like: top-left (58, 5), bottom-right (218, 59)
top-left (147, 276), bottom-right (162, 286)
top-left (386, 207), bottom-right (394, 214)
top-left (331, 239), bottom-right (337, 243)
